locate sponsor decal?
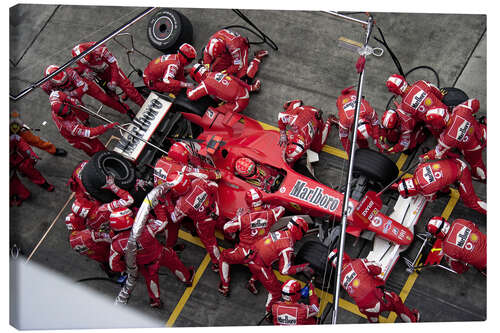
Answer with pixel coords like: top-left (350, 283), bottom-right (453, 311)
top-left (455, 226), bottom-right (471, 248)
top-left (289, 180), bottom-right (341, 212)
top-left (289, 202), bottom-right (301, 211)
top-left (371, 216), bottom-right (383, 227)
top-left (422, 165), bottom-right (436, 184)
top-left (250, 218), bottom-right (268, 229)
top-left (342, 270), bottom-right (357, 289)
top-left (456, 121), bottom-right (471, 142)
top-left (153, 167), bottom-right (168, 181)
top-left (280, 187), bottom-right (286, 193)
top-left (214, 72), bottom-right (225, 82)
top-left (392, 227), bottom-right (399, 236)
top-left (398, 230), bottom-right (407, 240)
top-left (186, 186), bottom-right (208, 211)
top-left (383, 220), bottom-right (392, 234)
top-left (410, 90), bottom-right (428, 109)
top-left (277, 314), bottom-right (297, 325)
top-left (344, 100), bottom-right (357, 112)
top-left (207, 109), bottom-right (214, 119)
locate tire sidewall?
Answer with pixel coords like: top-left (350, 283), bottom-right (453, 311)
top-left (147, 9), bottom-right (182, 52)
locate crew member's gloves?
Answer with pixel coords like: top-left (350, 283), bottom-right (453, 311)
top-left (105, 122), bottom-right (119, 131)
top-left (180, 81), bottom-right (194, 89)
top-left (107, 81), bottom-right (118, 92)
top-left (279, 131), bottom-right (287, 147)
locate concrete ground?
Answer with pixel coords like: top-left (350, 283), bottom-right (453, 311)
top-left (9, 3), bottom-right (487, 329)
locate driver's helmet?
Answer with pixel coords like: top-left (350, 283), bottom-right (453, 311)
top-left (234, 157), bottom-right (257, 178)
top-left (281, 279), bottom-right (302, 303)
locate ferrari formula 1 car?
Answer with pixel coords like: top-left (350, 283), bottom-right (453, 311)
top-left (78, 89), bottom-right (434, 283)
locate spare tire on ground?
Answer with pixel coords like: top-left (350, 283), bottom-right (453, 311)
top-left (441, 87), bottom-right (469, 108)
top-left (147, 8), bottom-right (193, 54)
top-left (81, 150), bottom-right (136, 203)
top-left (353, 148), bottom-right (399, 187)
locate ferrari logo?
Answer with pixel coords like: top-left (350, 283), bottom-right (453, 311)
top-left (343, 98), bottom-right (350, 104)
top-left (470, 233), bottom-right (478, 242)
top-left (353, 279), bottom-right (360, 288)
top-left (424, 98), bottom-right (432, 106)
top-left (432, 164), bottom-right (440, 170)
top-left (265, 239), bottom-right (271, 245)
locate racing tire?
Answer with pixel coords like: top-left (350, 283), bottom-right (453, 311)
top-left (441, 87), bottom-right (469, 108)
top-left (353, 148), bottom-right (399, 187)
top-left (81, 150), bottom-right (136, 203)
top-left (296, 240), bottom-right (335, 280)
top-left (147, 9), bottom-right (193, 54)
top-left (172, 89), bottom-right (215, 117)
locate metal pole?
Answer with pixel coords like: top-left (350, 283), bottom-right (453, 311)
top-left (332, 15), bottom-right (374, 325)
top-left (323, 11), bottom-right (369, 26)
top-left (9, 7), bottom-right (156, 101)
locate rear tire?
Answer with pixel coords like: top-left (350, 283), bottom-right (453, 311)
top-left (81, 150), bottom-right (136, 203)
top-left (296, 240), bottom-right (335, 280)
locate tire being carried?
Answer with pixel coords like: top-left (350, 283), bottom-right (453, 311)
top-left (147, 8), bottom-right (193, 54)
top-left (81, 150), bottom-right (136, 203)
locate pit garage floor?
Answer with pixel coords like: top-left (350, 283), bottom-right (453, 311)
top-left (7, 2), bottom-right (491, 330)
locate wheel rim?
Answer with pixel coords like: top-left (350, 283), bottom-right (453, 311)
top-left (102, 157), bottom-right (130, 181)
top-left (152, 16), bottom-right (174, 41)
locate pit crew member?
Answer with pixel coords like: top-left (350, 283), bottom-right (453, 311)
top-left (272, 279), bottom-right (319, 325)
top-left (328, 249), bottom-right (420, 323)
top-left (247, 216), bottom-right (313, 315)
top-left (233, 157), bottom-right (279, 192)
top-left (397, 158), bottom-right (486, 215)
top-left (143, 43), bottom-right (197, 95)
top-left (72, 42), bottom-right (145, 116)
top-left (335, 87), bottom-right (380, 153)
top-left (50, 90), bottom-right (118, 156)
top-left (169, 171), bottom-right (222, 272)
top-left (426, 216), bottom-right (486, 274)
top-left (278, 99), bottom-right (336, 164)
top-left (109, 207), bottom-right (194, 308)
top-left (386, 74), bottom-right (449, 138)
top-left (10, 133), bottom-right (54, 206)
top-left (10, 110), bottom-right (67, 157)
top-left (187, 63), bottom-right (260, 115)
top-left (377, 108), bottom-right (426, 153)
top-left (203, 29), bottom-right (268, 81)
top-left (218, 188), bottom-right (286, 296)
top-left (420, 98), bottom-right (486, 181)
top-left (42, 64), bottom-right (131, 117)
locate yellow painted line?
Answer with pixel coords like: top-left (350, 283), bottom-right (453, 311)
top-left (396, 153), bottom-right (408, 174)
top-left (257, 120), bottom-right (348, 160)
top-left (166, 254), bottom-right (211, 327)
top-left (441, 189), bottom-right (460, 220)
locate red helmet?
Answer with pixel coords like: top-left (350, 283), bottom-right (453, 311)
top-left (282, 99), bottom-right (303, 111)
top-left (285, 136), bottom-right (305, 164)
top-left (168, 142), bottom-right (192, 164)
top-left (245, 188), bottom-right (263, 208)
top-left (234, 157), bottom-right (256, 178)
top-left (281, 279), bottom-right (302, 303)
top-left (206, 38), bottom-right (224, 58)
top-left (49, 91), bottom-right (72, 117)
top-left (166, 171), bottom-right (191, 196)
top-left (178, 43), bottom-right (197, 65)
top-left (327, 249), bottom-right (339, 268)
top-left (457, 98), bottom-right (480, 114)
top-left (382, 109), bottom-right (398, 129)
top-left (287, 216), bottom-right (308, 241)
top-left (426, 108), bottom-right (450, 129)
top-left (71, 44), bottom-right (92, 64)
top-left (426, 216), bottom-right (451, 239)
top-left (397, 177), bottom-right (419, 198)
top-left (386, 74), bottom-right (408, 96)
top-left (45, 65), bottom-right (68, 86)
top-left (109, 207), bottom-right (134, 232)
top-left (190, 63), bottom-right (209, 83)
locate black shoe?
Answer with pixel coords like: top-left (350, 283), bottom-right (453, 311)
top-left (40, 181), bottom-right (55, 192)
top-left (53, 148), bottom-right (67, 157)
top-left (126, 108), bottom-right (135, 121)
top-left (173, 243), bottom-right (186, 252)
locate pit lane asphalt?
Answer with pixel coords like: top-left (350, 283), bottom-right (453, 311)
top-left (9, 5), bottom-right (487, 328)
